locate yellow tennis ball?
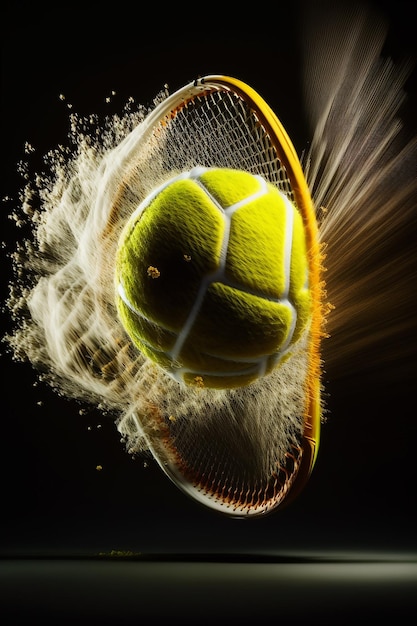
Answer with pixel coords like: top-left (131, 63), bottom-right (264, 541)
top-left (115, 167), bottom-right (311, 389)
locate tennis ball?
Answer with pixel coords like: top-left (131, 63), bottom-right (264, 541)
top-left (115, 167), bottom-right (311, 389)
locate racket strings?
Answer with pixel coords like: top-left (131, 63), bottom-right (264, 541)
top-left (107, 83), bottom-right (314, 515)
top-left (154, 89), bottom-right (294, 201)
top-left (162, 403), bottom-right (304, 513)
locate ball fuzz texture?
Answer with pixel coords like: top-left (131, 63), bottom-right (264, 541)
top-left (115, 167), bottom-right (311, 389)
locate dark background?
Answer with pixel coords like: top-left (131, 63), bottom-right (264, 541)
top-left (1, 0), bottom-right (416, 607)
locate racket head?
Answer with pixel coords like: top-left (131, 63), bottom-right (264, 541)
top-left (119, 75), bottom-right (323, 516)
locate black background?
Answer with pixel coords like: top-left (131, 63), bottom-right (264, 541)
top-left (1, 1), bottom-right (416, 621)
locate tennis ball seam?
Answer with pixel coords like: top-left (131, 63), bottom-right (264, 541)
top-left (168, 172), bottom-right (275, 361)
top-left (172, 172), bottom-right (298, 371)
top-left (116, 167), bottom-right (307, 386)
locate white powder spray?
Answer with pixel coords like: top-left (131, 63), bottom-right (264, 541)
top-left (3, 2), bottom-right (416, 513)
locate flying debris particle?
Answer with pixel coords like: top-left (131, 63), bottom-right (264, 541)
top-left (24, 142), bottom-right (35, 154)
top-left (147, 266), bottom-right (160, 278)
